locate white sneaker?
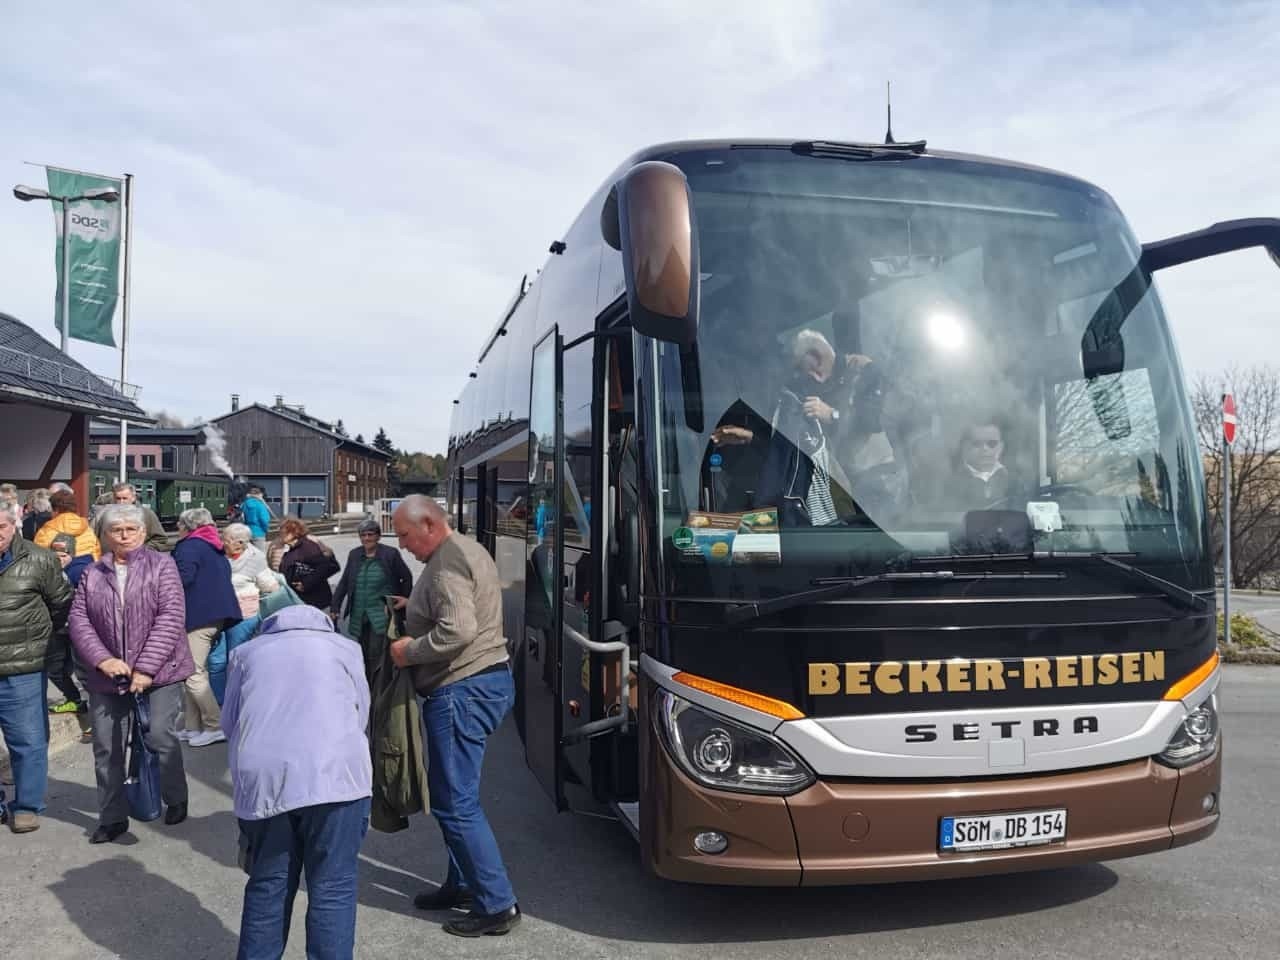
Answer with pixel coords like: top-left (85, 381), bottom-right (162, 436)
top-left (175, 729), bottom-right (194, 743)
top-left (188, 729), bottom-right (227, 748)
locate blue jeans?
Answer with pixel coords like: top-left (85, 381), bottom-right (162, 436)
top-left (236, 797), bottom-right (370, 960)
top-left (0, 671), bottom-right (49, 816)
top-left (422, 666), bottom-right (516, 915)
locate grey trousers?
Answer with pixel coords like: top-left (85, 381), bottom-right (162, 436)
top-left (88, 683), bottom-right (188, 826)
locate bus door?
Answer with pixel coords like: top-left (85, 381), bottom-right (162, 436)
top-left (524, 328), bottom-right (632, 810)
top-left (524, 328), bottom-right (565, 806)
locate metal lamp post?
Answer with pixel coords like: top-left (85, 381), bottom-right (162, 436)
top-left (12, 184), bottom-right (120, 352)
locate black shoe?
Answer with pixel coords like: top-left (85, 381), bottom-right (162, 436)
top-left (164, 802), bottom-right (188, 826)
top-left (443, 904), bottom-right (521, 937)
top-left (413, 886), bottom-right (475, 911)
top-left (89, 821), bottom-right (128, 844)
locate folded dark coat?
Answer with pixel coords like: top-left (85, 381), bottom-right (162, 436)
top-left (367, 602), bottom-right (429, 833)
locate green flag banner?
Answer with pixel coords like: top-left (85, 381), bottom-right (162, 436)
top-left (46, 168), bottom-right (123, 347)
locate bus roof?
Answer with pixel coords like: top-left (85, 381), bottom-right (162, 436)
top-left (622, 138), bottom-right (1106, 195)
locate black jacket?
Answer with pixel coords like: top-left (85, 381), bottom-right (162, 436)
top-left (0, 537), bottom-right (72, 677)
top-left (21, 511), bottom-right (52, 542)
top-left (280, 537), bottom-right (340, 610)
top-left (330, 543), bottom-right (413, 619)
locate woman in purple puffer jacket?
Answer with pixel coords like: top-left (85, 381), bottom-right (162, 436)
top-left (69, 503), bottom-right (195, 845)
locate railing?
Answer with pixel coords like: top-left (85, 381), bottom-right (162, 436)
top-left (0, 343), bottom-right (140, 401)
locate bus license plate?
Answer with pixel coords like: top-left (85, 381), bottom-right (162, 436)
top-left (939, 808), bottom-right (1067, 852)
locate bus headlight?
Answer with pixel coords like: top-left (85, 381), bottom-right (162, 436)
top-left (1157, 693), bottom-right (1219, 768)
top-left (655, 689), bottom-right (815, 795)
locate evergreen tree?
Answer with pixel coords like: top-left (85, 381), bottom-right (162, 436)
top-left (334, 418), bottom-right (349, 437)
top-left (373, 427), bottom-right (395, 456)
top-left (355, 432), bottom-right (365, 444)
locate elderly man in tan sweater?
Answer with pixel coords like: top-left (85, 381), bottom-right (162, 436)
top-left (389, 495), bottom-right (519, 938)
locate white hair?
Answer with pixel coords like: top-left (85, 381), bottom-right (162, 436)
top-left (223, 522), bottom-right (253, 546)
top-left (25, 489), bottom-right (51, 513)
top-left (98, 503), bottom-right (146, 530)
top-left (394, 493), bottom-right (446, 524)
top-left (178, 507), bottom-right (215, 531)
top-left (0, 502), bottom-right (18, 525)
top-left (791, 328), bottom-right (835, 365)
top-left (49, 482), bottom-right (73, 494)
top-left (112, 481), bottom-right (136, 496)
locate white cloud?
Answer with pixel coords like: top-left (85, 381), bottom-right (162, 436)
top-left (1, 1), bottom-right (1278, 452)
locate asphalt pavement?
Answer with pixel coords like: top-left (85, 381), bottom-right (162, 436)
top-left (1, 663), bottom-right (1275, 959)
top-left (1220, 589), bottom-right (1280, 634)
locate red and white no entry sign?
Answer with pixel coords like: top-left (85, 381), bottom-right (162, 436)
top-left (1223, 393), bottom-right (1237, 445)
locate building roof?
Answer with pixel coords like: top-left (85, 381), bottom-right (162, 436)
top-left (213, 402), bottom-right (391, 460)
top-left (0, 312), bottom-right (153, 423)
top-left (89, 422), bottom-right (207, 443)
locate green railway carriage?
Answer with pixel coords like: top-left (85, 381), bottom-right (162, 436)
top-left (89, 462), bottom-right (230, 525)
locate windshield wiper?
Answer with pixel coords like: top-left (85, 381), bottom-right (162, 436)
top-left (1042, 551), bottom-right (1209, 612)
top-left (724, 569), bottom-right (1062, 625)
top-left (909, 550), bottom-right (1208, 612)
top-left (790, 139), bottom-right (926, 160)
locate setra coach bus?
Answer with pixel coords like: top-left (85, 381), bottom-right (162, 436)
top-left (444, 136), bottom-right (1280, 885)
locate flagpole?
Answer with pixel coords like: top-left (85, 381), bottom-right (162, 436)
top-left (118, 172), bottom-right (134, 485)
top-left (59, 200), bottom-right (71, 354)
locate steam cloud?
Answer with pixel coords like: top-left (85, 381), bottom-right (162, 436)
top-left (200, 422), bottom-right (235, 478)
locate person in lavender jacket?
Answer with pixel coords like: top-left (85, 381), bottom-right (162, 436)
top-left (224, 604), bottom-right (371, 960)
top-left (69, 503), bottom-right (195, 845)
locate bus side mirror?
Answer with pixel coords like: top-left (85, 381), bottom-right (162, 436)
top-left (601, 161), bottom-right (700, 347)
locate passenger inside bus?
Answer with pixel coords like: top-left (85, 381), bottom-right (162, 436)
top-left (754, 328), bottom-right (883, 526)
top-left (704, 399), bottom-right (772, 511)
top-left (695, 288), bottom-right (785, 512)
top-left (949, 418), bottom-right (1016, 510)
top-left (698, 309), bottom-right (899, 526)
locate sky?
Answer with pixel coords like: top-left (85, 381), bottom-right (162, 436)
top-left (2, 1), bottom-right (1278, 455)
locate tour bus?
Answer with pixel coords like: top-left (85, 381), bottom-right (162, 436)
top-left (445, 137), bottom-right (1279, 885)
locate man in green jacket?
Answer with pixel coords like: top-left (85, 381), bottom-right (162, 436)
top-left (0, 505), bottom-right (72, 834)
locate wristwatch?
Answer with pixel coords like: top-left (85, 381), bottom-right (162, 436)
top-left (831, 408), bottom-right (841, 422)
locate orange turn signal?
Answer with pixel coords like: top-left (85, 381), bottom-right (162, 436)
top-left (1162, 651), bottom-right (1220, 701)
top-left (672, 671), bottom-right (805, 720)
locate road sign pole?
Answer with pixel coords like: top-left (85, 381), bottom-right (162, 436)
top-left (1223, 436), bottom-right (1231, 646)
top-left (1222, 392), bottom-right (1235, 648)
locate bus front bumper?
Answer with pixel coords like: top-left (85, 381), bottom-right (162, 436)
top-left (646, 744), bottom-right (1220, 886)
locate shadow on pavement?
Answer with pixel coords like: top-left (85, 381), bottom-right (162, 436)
top-left (48, 855), bottom-right (238, 959)
top-left (41, 774), bottom-right (136, 842)
top-left (344, 717), bottom-right (1123, 944)
top-left (59, 710), bottom-right (1123, 946)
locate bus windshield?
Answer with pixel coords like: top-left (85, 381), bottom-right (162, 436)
top-left (648, 146), bottom-right (1207, 597)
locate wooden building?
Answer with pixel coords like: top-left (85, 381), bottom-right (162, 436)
top-left (196, 396), bottom-right (391, 518)
top-left (0, 311), bottom-right (152, 515)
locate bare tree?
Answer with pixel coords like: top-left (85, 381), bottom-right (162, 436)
top-left (1192, 366), bottom-right (1280, 587)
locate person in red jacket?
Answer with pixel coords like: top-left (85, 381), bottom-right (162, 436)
top-left (69, 503), bottom-right (195, 844)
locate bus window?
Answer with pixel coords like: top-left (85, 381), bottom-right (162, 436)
top-left (648, 151), bottom-right (1206, 596)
